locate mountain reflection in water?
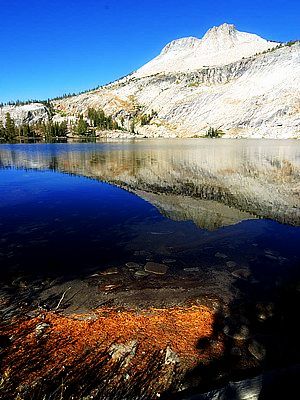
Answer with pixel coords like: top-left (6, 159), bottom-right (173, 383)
top-left (0, 139), bottom-right (299, 229)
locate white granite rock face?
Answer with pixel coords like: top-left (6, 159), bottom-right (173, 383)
top-left (134, 23), bottom-right (280, 77)
top-left (54, 38), bottom-right (300, 139)
top-left (0, 103), bottom-right (49, 126)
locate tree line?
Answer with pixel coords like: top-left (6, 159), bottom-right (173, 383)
top-left (87, 107), bottom-right (121, 131)
top-left (0, 107), bottom-right (123, 142)
top-left (0, 113), bottom-right (68, 142)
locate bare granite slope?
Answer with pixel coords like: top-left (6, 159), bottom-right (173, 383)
top-left (53, 27), bottom-right (300, 139)
top-left (0, 103), bottom-right (49, 126)
top-left (1, 24), bottom-right (299, 139)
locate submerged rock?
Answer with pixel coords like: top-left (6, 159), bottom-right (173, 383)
top-left (223, 324), bottom-right (250, 340)
top-left (126, 262), bottom-right (141, 269)
top-left (230, 346), bottom-right (242, 357)
top-left (183, 267), bottom-right (200, 273)
top-left (98, 284), bottom-right (122, 292)
top-left (256, 302), bottom-right (274, 321)
top-left (265, 254), bottom-right (278, 261)
top-left (215, 252), bottom-right (228, 259)
top-left (134, 270), bottom-right (149, 278)
top-left (248, 340), bottom-right (266, 361)
top-left (231, 268), bottom-right (251, 280)
top-left (150, 231), bottom-right (174, 235)
top-left (134, 250), bottom-right (152, 257)
top-left (100, 267), bottom-right (119, 275)
top-left (226, 261), bottom-right (237, 269)
top-left (144, 262), bottom-right (168, 275)
top-left (163, 259), bottom-right (177, 264)
top-left (264, 249), bottom-right (280, 257)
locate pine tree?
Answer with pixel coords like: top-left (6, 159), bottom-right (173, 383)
top-left (130, 120), bottom-right (135, 133)
top-left (19, 123), bottom-right (31, 138)
top-left (76, 115), bottom-right (88, 135)
top-left (5, 112), bottom-right (17, 140)
top-left (0, 120), bottom-right (5, 139)
top-left (59, 121), bottom-right (68, 137)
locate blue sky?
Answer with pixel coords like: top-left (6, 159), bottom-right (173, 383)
top-left (0, 0), bottom-right (299, 103)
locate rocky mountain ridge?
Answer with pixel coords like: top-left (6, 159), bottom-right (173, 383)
top-left (135, 23), bottom-right (279, 77)
top-left (1, 24), bottom-right (299, 139)
top-left (53, 40), bottom-right (300, 139)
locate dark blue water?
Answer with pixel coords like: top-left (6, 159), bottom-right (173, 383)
top-left (0, 140), bottom-right (299, 283)
top-left (0, 168), bottom-right (162, 278)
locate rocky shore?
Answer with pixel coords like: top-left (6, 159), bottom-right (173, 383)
top-left (1, 251), bottom-right (300, 399)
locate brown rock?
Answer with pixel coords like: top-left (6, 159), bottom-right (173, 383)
top-left (248, 340), bottom-right (266, 361)
top-left (100, 267), bottom-right (119, 275)
top-left (134, 270), bottom-right (149, 278)
top-left (98, 284), bottom-right (122, 292)
top-left (231, 268), bottom-right (251, 280)
top-left (144, 262), bottom-right (168, 275)
top-left (223, 324), bottom-right (250, 340)
top-left (126, 262), bottom-right (141, 269)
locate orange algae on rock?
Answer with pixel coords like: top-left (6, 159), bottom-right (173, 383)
top-left (1, 305), bottom-right (223, 398)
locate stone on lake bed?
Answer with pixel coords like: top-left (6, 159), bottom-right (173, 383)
top-left (223, 324), bottom-right (250, 340)
top-left (215, 252), bottom-right (228, 259)
top-left (264, 248), bottom-right (280, 257)
top-left (126, 262), bottom-right (141, 269)
top-left (256, 302), bottom-right (274, 321)
top-left (150, 231), bottom-right (173, 235)
top-left (231, 268), bottom-right (251, 280)
top-left (226, 261), bottom-right (237, 269)
top-left (183, 267), bottom-right (200, 273)
top-left (134, 250), bottom-right (152, 257)
top-left (100, 267), bottom-right (119, 275)
top-left (144, 262), bottom-right (168, 275)
top-left (265, 254), bottom-right (278, 261)
top-left (99, 284), bottom-right (122, 292)
top-left (248, 340), bottom-right (266, 361)
top-left (230, 347), bottom-right (242, 357)
top-left (134, 270), bottom-right (149, 277)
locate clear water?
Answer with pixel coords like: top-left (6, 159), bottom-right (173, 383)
top-left (0, 139), bottom-right (299, 283)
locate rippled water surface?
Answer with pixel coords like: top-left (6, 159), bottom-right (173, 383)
top-left (0, 139), bottom-right (300, 281)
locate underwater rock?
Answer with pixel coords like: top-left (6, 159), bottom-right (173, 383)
top-left (248, 340), bottom-right (266, 361)
top-left (231, 268), bottom-right (251, 280)
top-left (144, 262), bottom-right (168, 275)
top-left (100, 267), bottom-right (119, 275)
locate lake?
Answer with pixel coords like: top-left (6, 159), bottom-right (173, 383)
top-left (0, 139), bottom-right (299, 283)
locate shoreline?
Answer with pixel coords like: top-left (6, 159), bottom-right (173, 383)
top-left (1, 261), bottom-right (300, 399)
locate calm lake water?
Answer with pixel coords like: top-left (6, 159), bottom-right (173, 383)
top-left (0, 139), bottom-right (300, 284)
